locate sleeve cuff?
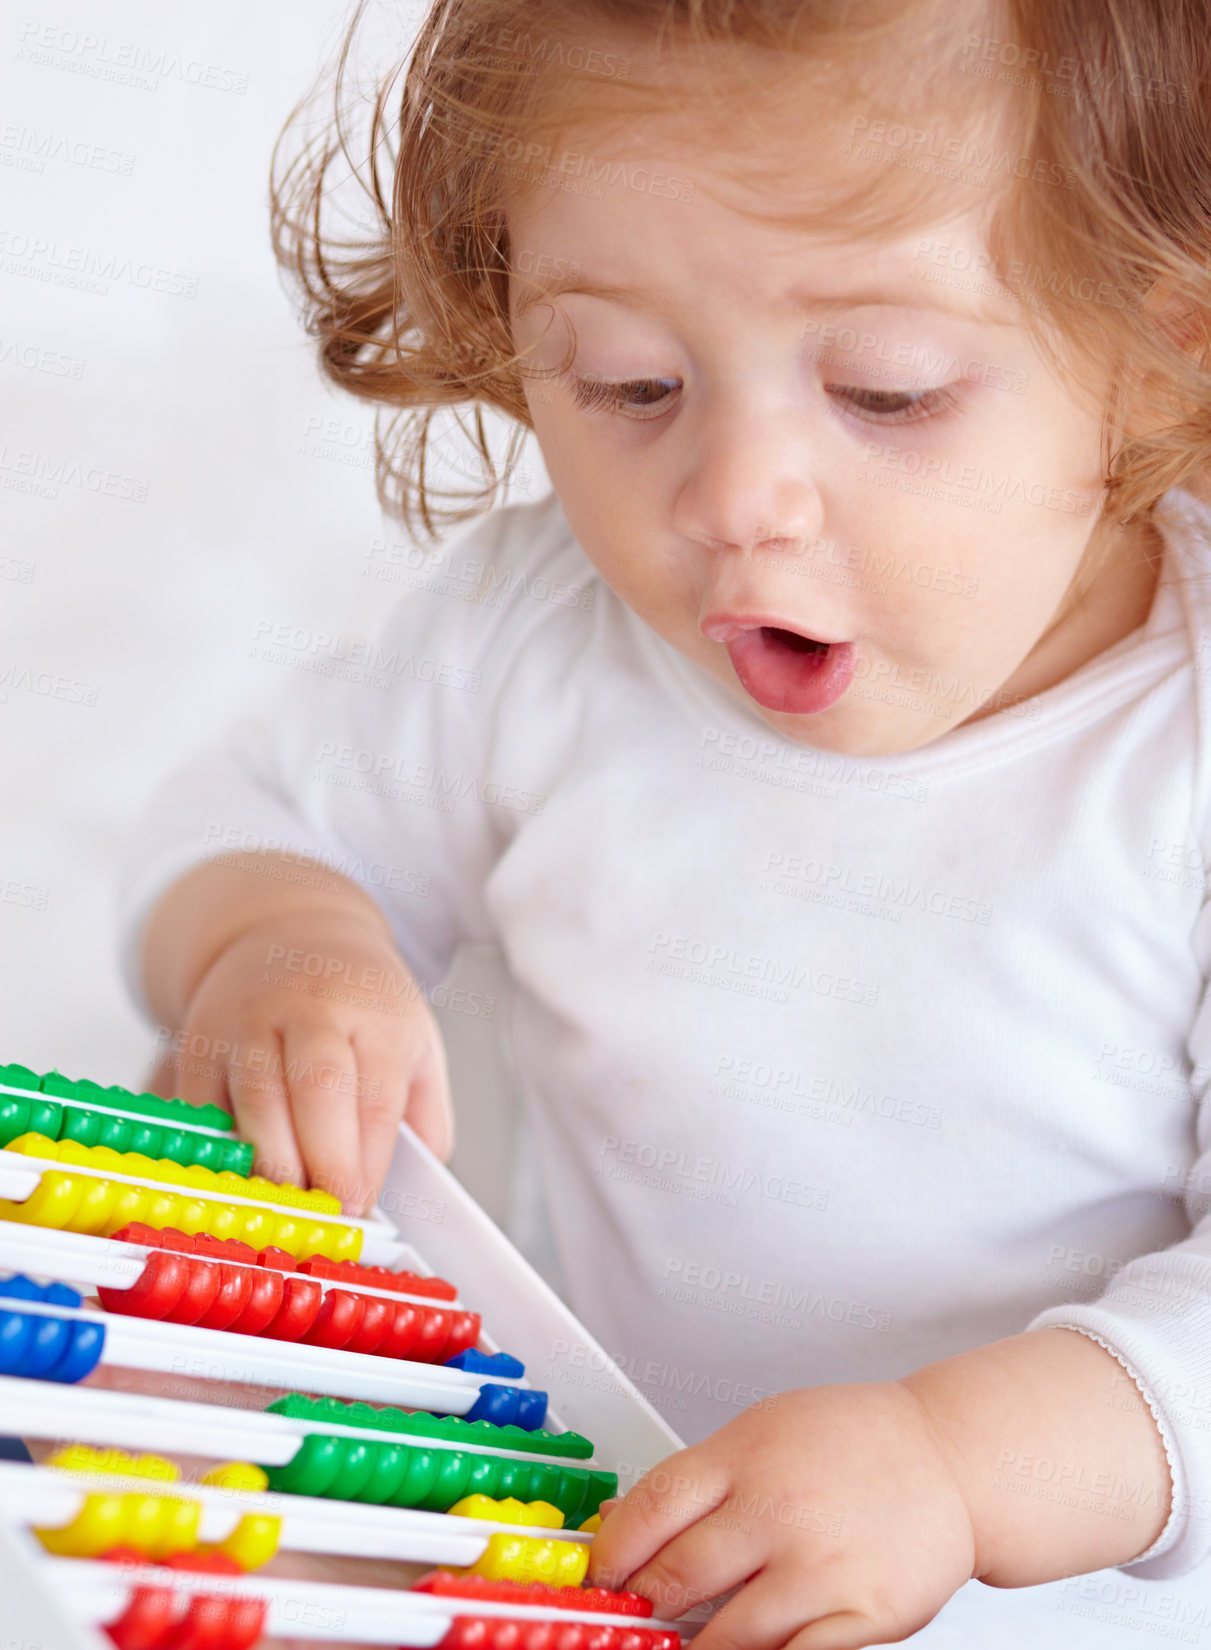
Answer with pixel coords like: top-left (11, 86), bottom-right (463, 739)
top-left (1025, 1317), bottom-right (1185, 1575)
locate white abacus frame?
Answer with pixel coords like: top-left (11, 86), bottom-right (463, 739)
top-left (0, 1119), bottom-right (690, 1650)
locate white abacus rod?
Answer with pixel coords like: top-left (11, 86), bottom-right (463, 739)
top-left (0, 1293), bottom-right (513, 1409)
top-left (0, 1373), bottom-right (605, 1468)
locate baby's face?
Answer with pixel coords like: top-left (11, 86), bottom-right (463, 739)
top-left (504, 83), bottom-right (1155, 755)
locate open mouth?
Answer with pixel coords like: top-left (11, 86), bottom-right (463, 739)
top-left (764, 626), bottom-right (829, 654)
top-left (719, 624), bottom-right (855, 714)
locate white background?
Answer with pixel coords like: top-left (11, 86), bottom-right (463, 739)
top-left (0, 0), bottom-right (547, 1245)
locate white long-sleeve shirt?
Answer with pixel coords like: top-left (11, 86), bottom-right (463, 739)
top-left (118, 484), bottom-right (1211, 1645)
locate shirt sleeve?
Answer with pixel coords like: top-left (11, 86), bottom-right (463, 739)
top-left (115, 495), bottom-right (566, 1019)
top-left (1025, 896), bottom-right (1211, 1579)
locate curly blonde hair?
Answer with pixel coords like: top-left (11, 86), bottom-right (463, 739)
top-left (270, 0), bottom-right (1211, 542)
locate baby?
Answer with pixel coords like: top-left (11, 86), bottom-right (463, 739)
top-left (119, 0), bottom-right (1211, 1644)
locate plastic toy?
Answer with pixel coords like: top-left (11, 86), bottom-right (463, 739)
top-left (0, 1055), bottom-right (685, 1650)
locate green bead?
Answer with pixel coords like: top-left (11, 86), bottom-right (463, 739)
top-left (267, 1433), bottom-right (343, 1497)
top-left (128, 1121), bottom-right (162, 1156)
top-left (28, 1098), bottom-right (62, 1138)
top-left (220, 1139), bottom-right (255, 1175)
top-left (0, 1063), bottom-right (41, 1092)
top-left (61, 1108), bottom-right (100, 1147)
top-left (360, 1441), bottom-right (410, 1504)
top-left (0, 1096), bottom-right (31, 1145)
top-left (189, 1134), bottom-right (222, 1170)
top-left (40, 1072), bottom-right (85, 1100)
top-left (331, 1438), bottom-right (378, 1500)
top-left (159, 1128), bottom-right (190, 1161)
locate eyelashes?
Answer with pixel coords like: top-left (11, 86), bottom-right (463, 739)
top-left (568, 376), bottom-right (961, 426)
top-left (571, 377), bottom-right (679, 419)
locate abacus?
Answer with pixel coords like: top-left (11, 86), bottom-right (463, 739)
top-left (0, 1060), bottom-right (690, 1650)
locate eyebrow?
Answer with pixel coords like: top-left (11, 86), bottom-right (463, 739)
top-left (512, 274), bottom-right (1018, 326)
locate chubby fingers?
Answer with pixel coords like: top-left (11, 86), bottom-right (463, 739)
top-left (279, 1022), bottom-right (368, 1210)
top-left (588, 1452), bottom-right (729, 1596)
top-left (610, 1507), bottom-right (762, 1617)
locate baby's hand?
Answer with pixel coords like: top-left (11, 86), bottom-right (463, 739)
top-left (147, 908), bottom-right (453, 1214)
top-left (588, 1383), bottom-right (976, 1650)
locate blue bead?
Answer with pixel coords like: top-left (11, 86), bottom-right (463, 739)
top-left (444, 1349), bottom-right (525, 1378)
top-left (514, 1388), bottom-right (549, 1431)
top-left (23, 1314), bottom-right (70, 1377)
top-left (0, 1310), bottom-right (34, 1374)
top-left (464, 1383), bottom-right (520, 1426)
top-left (47, 1320), bottom-right (105, 1383)
top-left (0, 1275), bottom-right (41, 1302)
top-left (44, 1281), bottom-right (82, 1309)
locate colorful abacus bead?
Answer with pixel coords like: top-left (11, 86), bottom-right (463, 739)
top-left (412, 1573), bottom-right (654, 1616)
top-left (437, 1620), bottom-right (680, 1650)
top-left (463, 1532), bottom-right (589, 1587)
top-left (104, 1586), bottom-right (267, 1650)
top-left (0, 1274), bottom-right (106, 1382)
top-left (36, 1492), bottom-right (201, 1559)
top-left (448, 1496), bottom-right (565, 1528)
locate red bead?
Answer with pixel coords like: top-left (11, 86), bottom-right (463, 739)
top-left (193, 1234), bottom-right (256, 1266)
top-left (160, 1552), bottom-right (242, 1575)
top-left (344, 1292), bottom-right (393, 1355)
top-left (193, 1264), bottom-right (254, 1332)
top-left (254, 1246), bottom-right (297, 1272)
top-left (228, 1265), bottom-right (284, 1335)
top-left (99, 1251), bottom-right (188, 1321)
top-left (261, 1274), bottom-right (322, 1340)
top-left (301, 1287), bottom-right (365, 1350)
top-left (160, 1256), bottom-right (222, 1326)
top-left (104, 1586), bottom-right (177, 1650)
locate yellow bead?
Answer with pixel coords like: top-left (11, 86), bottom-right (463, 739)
top-left (578, 1514), bottom-right (602, 1533)
top-left (179, 1164), bottom-right (218, 1190)
top-left (72, 1176), bottom-right (120, 1235)
top-left (37, 1492), bottom-right (125, 1557)
top-left (466, 1533), bottom-right (589, 1587)
top-left (88, 1146), bottom-right (127, 1172)
top-left (118, 1151), bottom-right (161, 1180)
top-left (3, 1168), bottom-right (85, 1230)
top-left (172, 1195), bottom-right (213, 1236)
top-left (6, 1132), bottom-right (60, 1158)
top-left (133, 1494), bottom-right (200, 1560)
top-left (57, 1139), bottom-right (93, 1167)
top-left (449, 1496), bottom-right (565, 1529)
top-left (200, 1462), bottom-right (268, 1494)
top-left (216, 1513), bottom-right (281, 1571)
top-left (234, 1205), bottom-right (274, 1249)
top-left (329, 1222), bottom-right (362, 1262)
top-left (107, 1180), bottom-right (152, 1233)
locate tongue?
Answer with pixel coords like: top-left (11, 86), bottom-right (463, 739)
top-left (725, 628), bottom-right (856, 714)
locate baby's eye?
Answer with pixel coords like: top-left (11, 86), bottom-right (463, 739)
top-left (825, 384), bottom-right (960, 424)
top-left (570, 376), bottom-right (680, 419)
